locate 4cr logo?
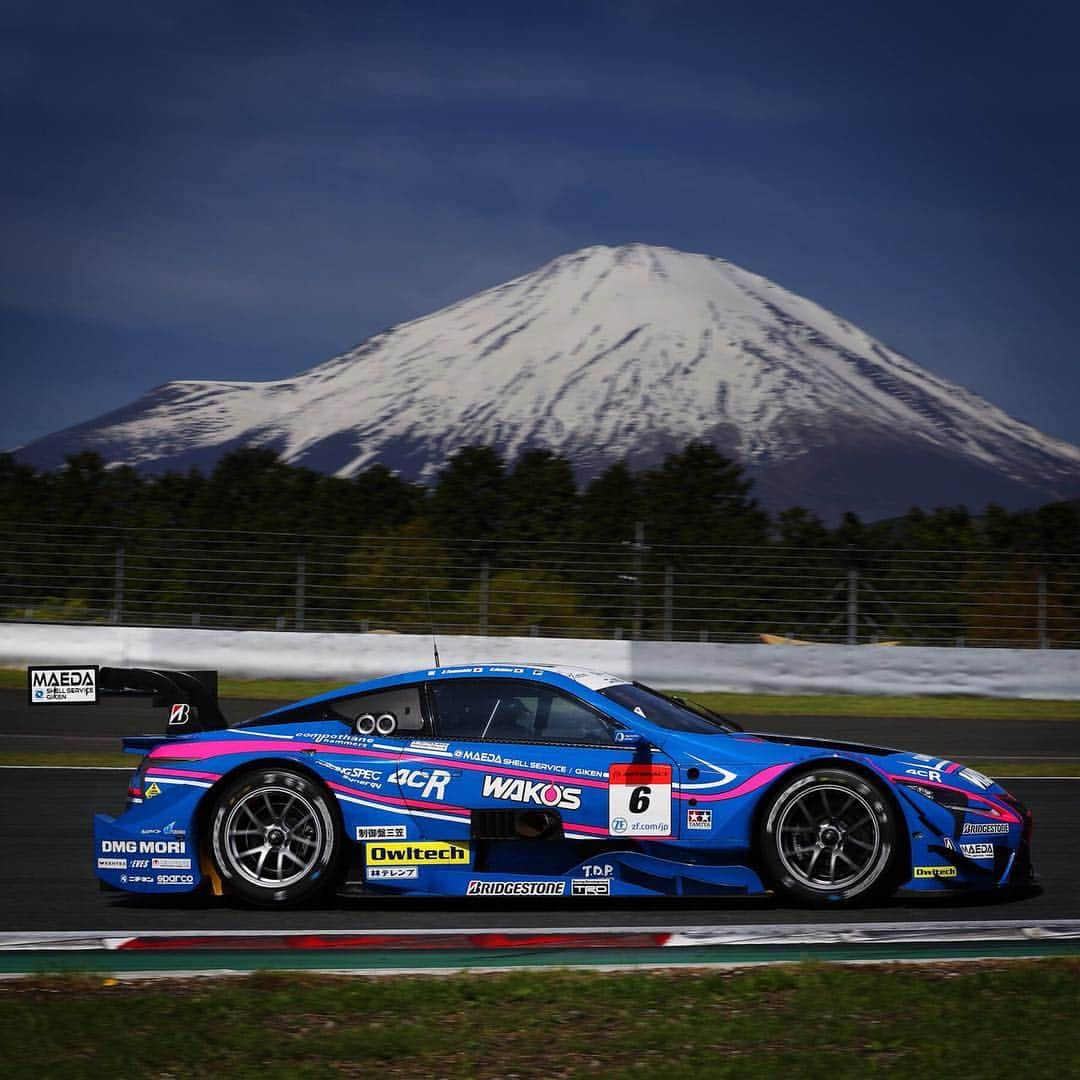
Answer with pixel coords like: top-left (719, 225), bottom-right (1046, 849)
top-left (389, 768), bottom-right (452, 801)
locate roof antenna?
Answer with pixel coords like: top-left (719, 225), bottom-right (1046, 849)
top-left (426, 590), bottom-right (441, 668)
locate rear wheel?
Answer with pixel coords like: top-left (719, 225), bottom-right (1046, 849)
top-left (210, 767), bottom-right (341, 907)
top-left (759, 767), bottom-right (898, 906)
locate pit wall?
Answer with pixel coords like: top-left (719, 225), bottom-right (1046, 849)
top-left (2, 623), bottom-right (1078, 699)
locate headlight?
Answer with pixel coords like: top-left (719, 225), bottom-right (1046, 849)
top-left (897, 780), bottom-right (971, 813)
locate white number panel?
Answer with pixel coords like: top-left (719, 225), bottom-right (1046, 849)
top-left (608, 763), bottom-right (672, 837)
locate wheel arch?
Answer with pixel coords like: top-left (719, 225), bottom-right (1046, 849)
top-left (191, 755), bottom-right (347, 881)
top-left (750, 755), bottom-right (911, 887)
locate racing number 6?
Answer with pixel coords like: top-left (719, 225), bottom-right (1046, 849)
top-left (629, 785), bottom-right (651, 813)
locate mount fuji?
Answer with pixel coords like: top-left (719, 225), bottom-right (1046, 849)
top-left (14, 243), bottom-right (1080, 519)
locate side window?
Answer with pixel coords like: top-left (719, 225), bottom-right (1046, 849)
top-left (430, 679), bottom-right (614, 746)
top-left (541, 693), bottom-right (614, 745)
top-left (325, 685), bottom-right (426, 737)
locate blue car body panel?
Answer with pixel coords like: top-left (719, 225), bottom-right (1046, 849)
top-left (93, 664), bottom-right (1034, 902)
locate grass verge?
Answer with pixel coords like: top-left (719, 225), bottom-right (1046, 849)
top-left (0, 752), bottom-right (132, 768)
top-left (1, 963), bottom-right (1077, 1078)
top-left (687, 691), bottom-right (1080, 719)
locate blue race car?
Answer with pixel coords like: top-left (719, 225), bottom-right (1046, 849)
top-left (93, 664), bottom-right (1034, 907)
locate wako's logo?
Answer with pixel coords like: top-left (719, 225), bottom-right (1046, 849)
top-left (481, 774), bottom-right (582, 810)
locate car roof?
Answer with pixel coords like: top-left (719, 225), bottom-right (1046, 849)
top-left (258, 663), bottom-right (629, 719)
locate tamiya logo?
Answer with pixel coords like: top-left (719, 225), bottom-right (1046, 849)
top-left (466, 880), bottom-right (565, 896)
top-left (482, 774), bottom-right (582, 810)
top-left (571, 879), bottom-right (610, 896)
top-left (687, 808), bottom-right (712, 830)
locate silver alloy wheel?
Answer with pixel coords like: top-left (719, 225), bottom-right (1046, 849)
top-left (221, 785), bottom-right (325, 889)
top-left (775, 782), bottom-right (882, 892)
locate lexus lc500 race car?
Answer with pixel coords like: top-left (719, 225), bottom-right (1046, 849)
top-left (92, 664), bottom-right (1034, 907)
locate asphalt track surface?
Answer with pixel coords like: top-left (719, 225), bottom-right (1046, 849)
top-left (1, 690), bottom-right (1077, 933)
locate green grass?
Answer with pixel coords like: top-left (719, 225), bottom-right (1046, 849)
top-left (0, 963), bottom-right (1077, 1078)
top-left (966, 760), bottom-right (1080, 777)
top-left (684, 691), bottom-right (1080, 719)
top-left (0, 752), bottom-right (133, 769)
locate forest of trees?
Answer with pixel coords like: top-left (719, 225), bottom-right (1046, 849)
top-left (1, 444), bottom-right (1078, 645)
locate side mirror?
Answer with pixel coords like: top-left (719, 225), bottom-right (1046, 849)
top-left (613, 729), bottom-right (647, 749)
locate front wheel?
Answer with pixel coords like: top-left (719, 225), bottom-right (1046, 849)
top-left (209, 767), bottom-right (341, 907)
top-left (758, 767), bottom-right (898, 906)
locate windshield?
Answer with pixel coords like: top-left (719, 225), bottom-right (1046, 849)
top-left (599, 683), bottom-right (736, 734)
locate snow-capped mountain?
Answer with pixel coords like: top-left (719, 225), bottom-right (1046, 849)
top-left (15, 244), bottom-right (1080, 519)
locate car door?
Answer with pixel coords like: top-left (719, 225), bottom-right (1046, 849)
top-left (406, 676), bottom-right (679, 844)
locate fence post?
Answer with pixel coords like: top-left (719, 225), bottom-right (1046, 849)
top-left (479, 559), bottom-right (489, 636)
top-left (663, 563), bottom-right (673, 641)
top-left (632, 521), bottom-right (644, 640)
top-left (1038, 569), bottom-right (1047, 649)
top-left (847, 566), bottom-right (858, 645)
top-left (112, 548), bottom-right (125, 625)
top-left (296, 553), bottom-right (306, 631)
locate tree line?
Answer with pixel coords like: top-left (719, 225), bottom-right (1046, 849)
top-left (1, 444), bottom-right (1078, 644)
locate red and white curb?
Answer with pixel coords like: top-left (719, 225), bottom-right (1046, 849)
top-left (2, 919), bottom-right (1079, 952)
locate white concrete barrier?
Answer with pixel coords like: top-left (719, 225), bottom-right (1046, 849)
top-left (1, 622), bottom-right (1078, 699)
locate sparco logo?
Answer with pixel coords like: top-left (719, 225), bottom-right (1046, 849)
top-left (481, 775), bottom-right (582, 810)
top-left (466, 880), bottom-right (565, 896)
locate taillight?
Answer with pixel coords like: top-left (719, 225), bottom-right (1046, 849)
top-left (127, 758), bottom-right (149, 805)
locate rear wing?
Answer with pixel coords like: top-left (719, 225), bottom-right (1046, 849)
top-left (98, 667), bottom-right (229, 735)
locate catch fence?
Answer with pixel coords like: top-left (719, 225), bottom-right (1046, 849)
top-left (2, 521), bottom-right (1078, 647)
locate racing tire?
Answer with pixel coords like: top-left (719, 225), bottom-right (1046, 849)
top-left (209, 767), bottom-right (341, 907)
top-left (758, 766), bottom-right (898, 906)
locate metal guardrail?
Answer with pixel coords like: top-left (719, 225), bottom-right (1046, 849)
top-left (2, 521), bottom-right (1078, 646)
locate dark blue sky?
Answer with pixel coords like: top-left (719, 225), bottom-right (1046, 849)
top-left (4, 0), bottom-right (1080, 450)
